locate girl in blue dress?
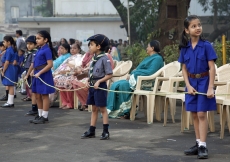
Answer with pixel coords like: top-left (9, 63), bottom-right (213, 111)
top-left (30, 30), bottom-right (56, 124)
top-left (1, 36), bottom-right (17, 107)
top-left (178, 15), bottom-right (217, 159)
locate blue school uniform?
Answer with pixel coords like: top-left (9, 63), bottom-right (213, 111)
top-left (1, 47), bottom-right (16, 86)
top-left (178, 40), bottom-right (217, 112)
top-left (14, 53), bottom-right (19, 82)
top-left (32, 44), bottom-right (55, 94)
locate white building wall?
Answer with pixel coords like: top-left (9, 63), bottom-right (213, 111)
top-left (54, 0), bottom-right (126, 15)
top-left (188, 0), bottom-right (213, 16)
top-left (18, 20), bottom-right (127, 49)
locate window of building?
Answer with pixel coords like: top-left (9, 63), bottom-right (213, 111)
top-left (11, 7), bottom-right (19, 18)
top-left (167, 5), bottom-right (177, 18)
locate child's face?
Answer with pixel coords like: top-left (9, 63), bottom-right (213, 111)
top-left (27, 42), bottom-right (36, 51)
top-left (185, 18), bottom-right (202, 37)
top-left (3, 40), bottom-right (10, 48)
top-left (89, 41), bottom-right (100, 54)
top-left (0, 46), bottom-right (6, 51)
top-left (70, 44), bottom-right (80, 55)
top-left (36, 34), bottom-right (48, 47)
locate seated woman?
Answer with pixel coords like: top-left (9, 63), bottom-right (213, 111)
top-left (107, 40), bottom-right (164, 119)
top-left (71, 45), bottom-right (114, 111)
top-left (53, 43), bottom-right (83, 109)
top-left (53, 43), bottom-right (71, 71)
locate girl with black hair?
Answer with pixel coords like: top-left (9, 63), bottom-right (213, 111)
top-left (178, 15), bottom-right (217, 159)
top-left (30, 30), bottom-right (55, 124)
top-left (52, 43), bottom-right (71, 71)
top-left (107, 40), bottom-right (164, 119)
top-left (1, 36), bottom-right (17, 107)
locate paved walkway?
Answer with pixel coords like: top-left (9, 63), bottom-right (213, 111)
top-left (0, 85), bottom-right (230, 162)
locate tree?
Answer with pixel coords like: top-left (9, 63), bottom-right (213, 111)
top-left (148, 0), bottom-right (191, 48)
top-left (198, 0), bottom-right (230, 42)
top-left (110, 0), bottom-right (159, 43)
top-left (35, 0), bottom-right (53, 17)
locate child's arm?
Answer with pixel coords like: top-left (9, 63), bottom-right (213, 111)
top-left (207, 60), bottom-right (215, 98)
top-left (1, 61), bottom-right (9, 76)
top-left (34, 60), bottom-right (53, 78)
top-left (94, 74), bottom-right (113, 89)
top-left (181, 64), bottom-right (196, 95)
top-left (24, 63), bottom-right (34, 80)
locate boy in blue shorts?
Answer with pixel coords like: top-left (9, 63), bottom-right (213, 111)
top-left (81, 34), bottom-right (113, 140)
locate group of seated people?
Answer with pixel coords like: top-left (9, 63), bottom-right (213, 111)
top-left (49, 39), bottom-right (164, 119)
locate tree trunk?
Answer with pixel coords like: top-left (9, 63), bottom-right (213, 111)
top-left (153, 0), bottom-right (191, 49)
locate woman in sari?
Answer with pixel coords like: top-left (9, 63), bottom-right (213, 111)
top-left (107, 40), bottom-right (164, 119)
top-left (53, 43), bottom-right (71, 71)
top-left (53, 43), bottom-right (83, 109)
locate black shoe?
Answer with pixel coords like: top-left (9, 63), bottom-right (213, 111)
top-left (25, 110), bottom-right (38, 116)
top-left (0, 95), bottom-right (8, 101)
top-left (1, 103), bottom-right (14, 108)
top-left (184, 142), bottom-right (198, 155)
top-left (100, 132), bottom-right (110, 140)
top-left (14, 95), bottom-right (17, 98)
top-left (33, 116), bottom-right (49, 124)
top-left (81, 130), bottom-right (95, 139)
top-left (197, 146), bottom-right (208, 159)
top-left (29, 115), bottom-right (40, 123)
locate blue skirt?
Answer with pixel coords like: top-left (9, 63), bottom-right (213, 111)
top-left (14, 65), bottom-right (19, 82)
top-left (185, 76), bottom-right (216, 112)
top-left (32, 69), bottom-right (55, 94)
top-left (2, 64), bottom-right (16, 86)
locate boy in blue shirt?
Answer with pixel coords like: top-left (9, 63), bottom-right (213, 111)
top-left (81, 34), bottom-right (113, 140)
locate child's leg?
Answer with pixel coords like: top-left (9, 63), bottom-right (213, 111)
top-left (192, 112), bottom-right (200, 140)
top-left (35, 93), bottom-right (43, 116)
top-left (7, 86), bottom-right (14, 104)
top-left (90, 105), bottom-right (99, 126)
top-left (184, 112), bottom-right (200, 155)
top-left (100, 107), bottom-right (109, 140)
top-left (41, 94), bottom-right (50, 118)
top-left (100, 107), bottom-right (109, 124)
top-left (197, 112), bottom-right (208, 144)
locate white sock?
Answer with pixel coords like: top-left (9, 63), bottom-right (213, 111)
top-left (7, 94), bottom-right (14, 104)
top-left (38, 109), bottom-right (43, 117)
top-left (42, 111), bottom-right (49, 118)
top-left (199, 141), bottom-right (206, 148)
top-left (14, 87), bottom-right (16, 95)
top-left (196, 139), bottom-right (200, 145)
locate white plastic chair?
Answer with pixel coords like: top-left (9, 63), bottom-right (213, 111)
top-left (130, 61), bottom-right (181, 124)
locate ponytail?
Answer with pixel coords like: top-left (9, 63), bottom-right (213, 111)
top-left (179, 30), bottom-right (189, 50)
top-left (48, 39), bottom-right (58, 60)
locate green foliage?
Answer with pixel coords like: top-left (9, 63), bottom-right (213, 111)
top-left (35, 0), bottom-right (53, 17)
top-left (162, 43), bottom-right (179, 64)
top-left (161, 40), bottom-right (230, 67)
top-left (126, 43), bottom-right (148, 70)
top-left (213, 41), bottom-right (230, 67)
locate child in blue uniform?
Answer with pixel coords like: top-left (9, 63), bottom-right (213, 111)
top-left (23, 35), bottom-right (38, 116)
top-left (178, 15), bottom-right (217, 159)
top-left (1, 36), bottom-right (17, 107)
top-left (81, 34), bottom-right (113, 140)
top-left (30, 30), bottom-right (56, 124)
top-left (0, 41), bottom-right (8, 101)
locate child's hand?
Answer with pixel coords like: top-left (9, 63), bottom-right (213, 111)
top-left (24, 75), bottom-right (28, 81)
top-left (34, 72), bottom-right (41, 78)
top-left (94, 81), bottom-right (100, 89)
top-left (187, 85), bottom-right (196, 95)
top-left (207, 87), bottom-right (214, 98)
